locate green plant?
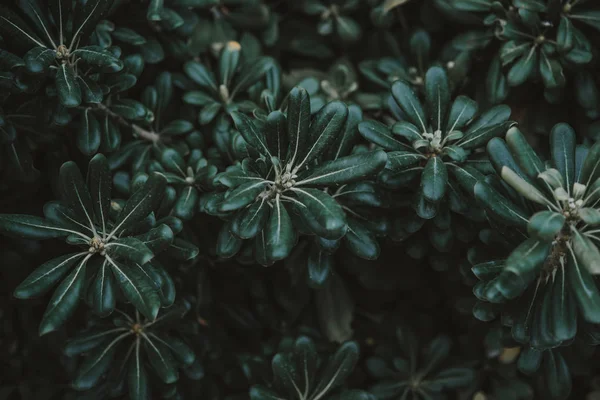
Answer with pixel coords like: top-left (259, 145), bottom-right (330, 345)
top-left (2, 1), bottom-right (600, 399)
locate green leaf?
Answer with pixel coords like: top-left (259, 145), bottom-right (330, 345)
top-left (505, 126), bottom-right (544, 179)
top-left (579, 208), bottom-right (600, 225)
top-left (464, 104), bottom-right (511, 138)
top-left (112, 99), bottom-right (150, 120)
top-left (550, 261), bottom-right (577, 342)
top-left (72, 46), bottom-right (123, 70)
top-left (160, 335), bottom-right (195, 366)
top-left (448, 164), bottom-right (486, 195)
top-left (329, 104), bottom-right (362, 160)
top-left (231, 111), bottom-right (271, 157)
top-left (458, 121), bottom-right (512, 150)
top-left (486, 55), bottom-right (509, 104)
top-left (135, 224), bottom-right (174, 254)
top-left (344, 218), bottom-right (380, 260)
top-left (107, 257), bottom-right (161, 320)
top-left (198, 101), bottom-right (221, 125)
top-left (129, 341), bottom-right (149, 400)
top-left (391, 121), bottom-right (423, 143)
top-left (421, 157), bottom-right (448, 203)
top-left (0, 6), bottom-right (44, 48)
top-left (312, 341), bottom-right (359, 397)
top-left (307, 246), bottom-right (333, 289)
top-left (250, 386), bottom-right (282, 400)
top-left (183, 90), bottom-right (214, 106)
top-left (271, 352), bottom-right (301, 399)
top-left (550, 123), bottom-right (575, 190)
top-left (286, 86), bottom-right (311, 168)
top-left (231, 198), bottom-right (269, 239)
top-left (59, 160), bottom-right (96, 234)
top-left (358, 120), bottom-right (409, 151)
top-left (219, 41), bottom-right (241, 87)
top-left (474, 182), bottom-right (529, 228)
top-left (445, 95), bottom-right (478, 133)
top-left (113, 27), bottom-right (146, 45)
top-left (500, 166), bottom-right (548, 205)
top-left (166, 238), bottom-right (199, 261)
top-left (391, 80), bottom-right (427, 132)
top-left (571, 9), bottom-right (600, 32)
top-left (315, 274), bottom-right (355, 344)
top-left (289, 336), bottom-right (319, 395)
top-left (24, 46), bottom-right (55, 74)
top-left (216, 221), bottom-right (244, 259)
top-left (160, 120), bottom-right (193, 136)
top-left (572, 229), bottom-right (600, 275)
top-left (231, 56), bottom-right (275, 95)
top-left (0, 214), bottom-right (74, 239)
top-left (527, 211), bottom-right (565, 241)
top-left (487, 137), bottom-right (527, 178)
top-left (159, 148), bottom-right (186, 174)
top-left (87, 154), bottom-right (112, 230)
top-left (156, 71), bottom-right (172, 113)
top-left (77, 108), bottom-right (102, 156)
top-left (142, 334), bottom-right (178, 384)
top-left (91, 261), bottom-right (116, 316)
top-left (39, 255), bottom-right (90, 335)
top-left (220, 181), bottom-right (269, 212)
top-left (539, 51), bottom-right (565, 89)
top-left (72, 332), bottom-right (124, 390)
top-left (507, 46), bottom-right (537, 87)
top-left (543, 351), bottom-right (572, 400)
top-left (173, 186), bottom-right (199, 221)
top-left (78, 76), bottom-right (103, 103)
top-left (428, 367), bottom-right (475, 390)
top-left (111, 173), bottom-right (166, 237)
top-left (294, 101), bottom-right (348, 170)
top-left (107, 237), bottom-right (154, 265)
top-left (291, 188), bottom-right (346, 236)
top-left (580, 140), bottom-right (600, 187)
top-left (265, 110), bottom-right (288, 161)
top-left (424, 67), bottom-right (450, 132)
top-left (64, 328), bottom-right (123, 357)
top-left (183, 61), bottom-right (218, 92)
top-left (14, 253), bottom-right (87, 299)
top-left (384, 151), bottom-right (424, 172)
top-left (297, 151), bottom-right (388, 186)
top-left (72, 0), bottom-right (115, 46)
top-left (56, 63), bottom-right (82, 108)
top-left (265, 199), bottom-right (295, 262)
top-left (567, 250), bottom-right (600, 323)
top-left (504, 238), bottom-right (551, 280)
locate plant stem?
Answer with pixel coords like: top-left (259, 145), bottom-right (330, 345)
top-left (94, 103), bottom-right (160, 143)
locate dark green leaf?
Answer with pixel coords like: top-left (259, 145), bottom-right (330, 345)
top-left (550, 123), bottom-right (575, 190)
top-left (265, 199), bottom-right (295, 262)
top-left (77, 108), bottom-right (102, 156)
top-left (56, 63), bottom-right (82, 108)
top-left (14, 253), bottom-right (87, 299)
top-left (286, 86), bottom-right (311, 168)
top-left (424, 67), bottom-right (450, 132)
top-left (39, 255), bottom-right (90, 335)
top-left (107, 258), bottom-right (161, 320)
top-left (111, 173), bottom-right (166, 236)
top-left (0, 214), bottom-right (74, 239)
top-left (297, 150), bottom-right (388, 186)
top-left (421, 157), bottom-right (448, 203)
top-left (391, 80), bottom-right (427, 132)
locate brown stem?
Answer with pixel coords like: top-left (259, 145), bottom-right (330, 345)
top-left (94, 103), bottom-right (160, 143)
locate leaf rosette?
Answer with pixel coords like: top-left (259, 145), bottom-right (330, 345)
top-left (202, 87), bottom-right (387, 265)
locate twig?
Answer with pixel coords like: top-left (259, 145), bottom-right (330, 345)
top-left (94, 103), bottom-right (160, 143)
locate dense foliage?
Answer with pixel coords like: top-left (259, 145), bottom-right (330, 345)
top-left (2, 1), bottom-right (600, 399)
